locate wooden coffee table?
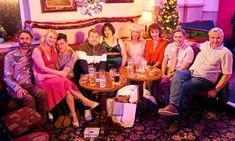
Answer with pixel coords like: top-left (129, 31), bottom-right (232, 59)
top-left (120, 67), bottom-right (162, 121)
top-left (79, 72), bottom-right (128, 138)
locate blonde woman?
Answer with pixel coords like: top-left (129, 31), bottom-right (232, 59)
top-left (126, 25), bottom-right (146, 64)
top-left (32, 29), bottom-right (98, 127)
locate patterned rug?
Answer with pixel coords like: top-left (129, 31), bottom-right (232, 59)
top-left (47, 106), bottom-right (235, 141)
top-left (47, 67), bottom-right (235, 141)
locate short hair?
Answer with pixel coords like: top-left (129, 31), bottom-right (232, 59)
top-left (148, 23), bottom-right (162, 38)
top-left (18, 30), bottom-right (33, 39)
top-left (208, 27), bottom-right (224, 36)
top-left (57, 33), bottom-right (67, 42)
top-left (102, 22), bottom-right (115, 37)
top-left (88, 28), bottom-right (100, 37)
top-left (172, 28), bottom-right (186, 36)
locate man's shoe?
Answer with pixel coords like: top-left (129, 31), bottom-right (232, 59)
top-left (166, 121), bottom-right (180, 133)
top-left (159, 104), bottom-right (179, 116)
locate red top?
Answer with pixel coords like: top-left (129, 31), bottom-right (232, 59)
top-left (145, 39), bottom-right (168, 65)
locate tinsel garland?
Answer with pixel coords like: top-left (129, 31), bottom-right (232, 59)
top-left (25, 16), bottom-right (140, 30)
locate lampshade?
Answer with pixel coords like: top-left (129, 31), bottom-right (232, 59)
top-left (138, 10), bottom-right (153, 25)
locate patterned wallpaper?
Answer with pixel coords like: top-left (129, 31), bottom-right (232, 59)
top-left (0, 0), bottom-right (21, 39)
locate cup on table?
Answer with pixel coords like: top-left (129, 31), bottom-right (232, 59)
top-left (148, 66), bottom-right (156, 76)
top-left (127, 61), bottom-right (134, 75)
top-left (88, 65), bottom-right (95, 77)
top-left (88, 76), bottom-right (96, 86)
top-left (99, 75), bottom-right (106, 88)
top-left (113, 73), bottom-right (120, 85)
top-left (109, 68), bottom-right (117, 80)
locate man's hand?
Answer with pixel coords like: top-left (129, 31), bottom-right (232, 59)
top-left (16, 88), bottom-right (28, 99)
top-left (207, 89), bottom-right (218, 98)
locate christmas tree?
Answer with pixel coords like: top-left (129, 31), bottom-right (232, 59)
top-left (157, 0), bottom-right (180, 41)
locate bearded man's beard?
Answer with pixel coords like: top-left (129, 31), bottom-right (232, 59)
top-left (20, 42), bottom-right (30, 50)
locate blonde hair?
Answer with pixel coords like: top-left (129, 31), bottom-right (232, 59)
top-left (130, 24), bottom-right (143, 40)
top-left (40, 29), bottom-right (58, 47)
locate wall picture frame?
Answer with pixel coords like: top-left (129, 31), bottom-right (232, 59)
top-left (106, 0), bottom-right (134, 3)
top-left (41, 0), bottom-right (77, 12)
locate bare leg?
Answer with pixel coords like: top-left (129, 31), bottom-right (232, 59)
top-left (70, 89), bottom-right (99, 109)
top-left (65, 91), bottom-right (78, 125)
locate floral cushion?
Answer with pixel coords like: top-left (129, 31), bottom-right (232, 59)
top-left (1, 107), bottom-right (41, 137)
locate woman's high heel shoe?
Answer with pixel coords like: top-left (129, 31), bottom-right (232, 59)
top-left (82, 100), bottom-right (99, 109)
top-left (69, 113), bottom-right (79, 128)
top-left (48, 112), bottom-right (53, 122)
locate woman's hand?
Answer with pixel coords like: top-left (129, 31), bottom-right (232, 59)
top-left (36, 73), bottom-right (45, 82)
top-left (57, 70), bottom-right (67, 78)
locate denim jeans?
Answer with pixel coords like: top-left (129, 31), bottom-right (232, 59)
top-left (169, 70), bottom-right (214, 122)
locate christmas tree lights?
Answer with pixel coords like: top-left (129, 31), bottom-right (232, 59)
top-left (157, 0), bottom-right (180, 41)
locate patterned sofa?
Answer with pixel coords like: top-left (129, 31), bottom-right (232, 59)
top-left (0, 52), bottom-right (20, 117)
top-left (0, 51), bottom-right (49, 141)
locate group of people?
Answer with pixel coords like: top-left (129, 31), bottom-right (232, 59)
top-left (3, 21), bottom-right (233, 132)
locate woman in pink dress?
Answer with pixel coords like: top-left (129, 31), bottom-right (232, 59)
top-left (126, 24), bottom-right (146, 64)
top-left (32, 29), bottom-right (98, 127)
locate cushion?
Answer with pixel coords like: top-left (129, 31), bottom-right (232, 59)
top-left (13, 132), bottom-right (49, 141)
top-left (1, 107), bottom-right (41, 137)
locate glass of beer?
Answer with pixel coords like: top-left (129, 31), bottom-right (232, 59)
top-left (113, 73), bottom-right (120, 85)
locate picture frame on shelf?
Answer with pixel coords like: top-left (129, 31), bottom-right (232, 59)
top-left (106, 0), bottom-right (134, 3)
top-left (41, 0), bottom-right (77, 12)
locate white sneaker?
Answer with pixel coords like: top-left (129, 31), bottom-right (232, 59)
top-left (48, 112), bottom-right (53, 121)
top-left (84, 110), bottom-right (92, 121)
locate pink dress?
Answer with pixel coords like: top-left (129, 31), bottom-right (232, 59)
top-left (33, 46), bottom-right (78, 110)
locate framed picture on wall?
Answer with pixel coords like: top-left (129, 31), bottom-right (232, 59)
top-left (106, 0), bottom-right (134, 3)
top-left (41, 0), bottom-right (77, 12)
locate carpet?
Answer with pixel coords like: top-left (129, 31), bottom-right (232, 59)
top-left (46, 67), bottom-right (235, 141)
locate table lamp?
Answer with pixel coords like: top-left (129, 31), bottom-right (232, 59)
top-left (138, 10), bottom-right (153, 39)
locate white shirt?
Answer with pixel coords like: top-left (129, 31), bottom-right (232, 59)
top-left (190, 41), bottom-right (233, 83)
top-left (164, 42), bottom-right (194, 70)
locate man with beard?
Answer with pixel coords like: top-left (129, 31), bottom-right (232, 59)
top-left (3, 30), bottom-right (48, 125)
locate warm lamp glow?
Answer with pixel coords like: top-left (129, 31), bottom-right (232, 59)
top-left (138, 11), bottom-right (153, 25)
top-left (138, 10), bottom-right (153, 38)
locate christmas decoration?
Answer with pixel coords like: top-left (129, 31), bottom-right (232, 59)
top-left (24, 16), bottom-right (140, 30)
top-left (75, 0), bottom-right (105, 16)
top-left (157, 0), bottom-right (180, 41)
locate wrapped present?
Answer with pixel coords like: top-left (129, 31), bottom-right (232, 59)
top-left (84, 127), bottom-right (100, 138)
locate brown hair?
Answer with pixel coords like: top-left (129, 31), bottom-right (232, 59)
top-left (88, 28), bottom-right (100, 37)
top-left (18, 30), bottom-right (33, 39)
top-left (148, 23), bottom-right (162, 38)
top-left (102, 22), bottom-right (115, 37)
top-left (172, 28), bottom-right (186, 36)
